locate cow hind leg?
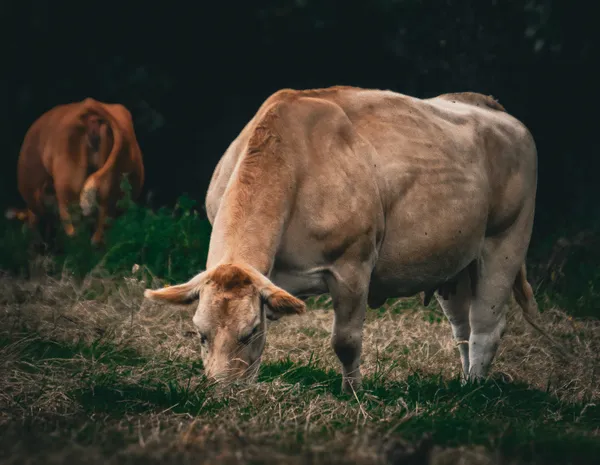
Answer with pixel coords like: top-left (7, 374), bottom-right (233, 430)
top-left (467, 211), bottom-right (534, 381)
top-left (435, 267), bottom-right (472, 379)
top-left (57, 203), bottom-right (75, 237)
top-left (91, 204), bottom-right (108, 246)
top-left (54, 183), bottom-right (79, 238)
top-left (54, 166), bottom-right (87, 238)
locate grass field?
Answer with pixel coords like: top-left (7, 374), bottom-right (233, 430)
top-left (1, 257), bottom-right (599, 464)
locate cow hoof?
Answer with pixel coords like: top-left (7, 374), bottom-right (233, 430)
top-left (465, 373), bottom-right (488, 386)
top-left (490, 371), bottom-right (513, 384)
top-left (342, 377), bottom-right (362, 394)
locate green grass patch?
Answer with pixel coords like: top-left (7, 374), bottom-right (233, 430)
top-left (0, 335), bottom-right (145, 367)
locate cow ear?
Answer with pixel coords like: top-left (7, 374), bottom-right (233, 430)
top-left (144, 272), bottom-right (207, 305)
top-left (260, 284), bottom-right (306, 319)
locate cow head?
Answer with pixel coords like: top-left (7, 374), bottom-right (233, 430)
top-left (144, 263), bottom-right (306, 382)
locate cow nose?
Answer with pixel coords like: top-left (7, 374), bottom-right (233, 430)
top-left (205, 359), bottom-right (229, 380)
top-left (210, 371), bottom-right (229, 382)
top-left (206, 362), bottom-right (249, 383)
top-left (207, 367), bottom-right (234, 383)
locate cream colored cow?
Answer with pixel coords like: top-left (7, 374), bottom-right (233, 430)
top-left (145, 86), bottom-right (539, 391)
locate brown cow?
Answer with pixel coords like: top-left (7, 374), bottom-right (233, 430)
top-left (144, 86), bottom-right (558, 391)
top-left (9, 98), bottom-right (145, 244)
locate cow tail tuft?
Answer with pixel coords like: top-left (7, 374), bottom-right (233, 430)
top-left (80, 176), bottom-right (98, 216)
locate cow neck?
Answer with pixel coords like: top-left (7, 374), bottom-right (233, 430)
top-left (205, 162), bottom-right (293, 277)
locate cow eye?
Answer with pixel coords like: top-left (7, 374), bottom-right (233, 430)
top-left (240, 326), bottom-right (259, 345)
top-left (199, 332), bottom-right (208, 345)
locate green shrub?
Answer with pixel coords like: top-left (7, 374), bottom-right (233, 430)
top-left (529, 225), bottom-right (600, 318)
top-left (0, 176), bottom-right (212, 283)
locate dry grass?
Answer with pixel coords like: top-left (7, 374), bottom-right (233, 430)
top-left (1, 263), bottom-right (599, 464)
top-left (269, 298), bottom-right (600, 403)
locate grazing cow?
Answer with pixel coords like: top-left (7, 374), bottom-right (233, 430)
top-left (145, 86), bottom-right (540, 391)
top-left (9, 98), bottom-right (145, 244)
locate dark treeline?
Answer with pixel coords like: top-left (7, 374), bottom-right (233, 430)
top-left (1, 0), bottom-right (598, 242)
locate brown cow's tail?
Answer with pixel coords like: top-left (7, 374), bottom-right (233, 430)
top-left (80, 177), bottom-right (98, 216)
top-left (512, 263), bottom-right (574, 361)
top-left (79, 98), bottom-right (124, 216)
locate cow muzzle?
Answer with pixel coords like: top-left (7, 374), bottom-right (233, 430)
top-left (204, 357), bottom-right (258, 383)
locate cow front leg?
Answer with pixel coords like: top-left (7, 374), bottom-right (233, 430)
top-left (326, 264), bottom-right (371, 393)
top-left (435, 267), bottom-right (473, 380)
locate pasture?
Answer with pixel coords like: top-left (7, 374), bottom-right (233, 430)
top-left (1, 196), bottom-right (599, 464)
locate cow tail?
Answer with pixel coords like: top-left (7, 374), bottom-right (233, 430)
top-left (79, 99), bottom-right (124, 216)
top-left (512, 263), bottom-right (574, 361)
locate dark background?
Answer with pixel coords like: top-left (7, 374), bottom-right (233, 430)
top-left (1, 0), bottom-right (598, 243)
